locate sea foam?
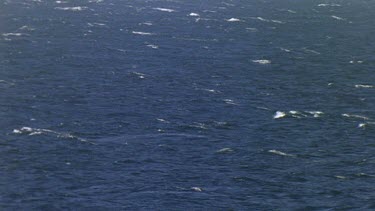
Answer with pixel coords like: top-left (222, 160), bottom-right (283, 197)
top-left (153, 8), bottom-right (175, 12)
top-left (13, 127), bottom-right (92, 144)
top-left (132, 31), bottom-right (154, 35)
top-left (227, 18), bottom-right (241, 22)
top-left (189, 13), bottom-right (199, 17)
top-left (273, 111), bottom-right (286, 119)
top-left (268, 150), bottom-right (294, 157)
top-left (55, 6), bottom-right (87, 11)
top-left (252, 60), bottom-right (271, 64)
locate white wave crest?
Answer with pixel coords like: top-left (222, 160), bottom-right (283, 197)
top-left (132, 31), bottom-right (154, 35)
top-left (273, 111), bottom-right (286, 119)
top-left (318, 4), bottom-right (341, 7)
top-left (355, 84), bottom-right (373, 88)
top-left (253, 60), bottom-right (271, 64)
top-left (227, 18), bottom-right (241, 22)
top-left (216, 148), bottom-right (234, 153)
top-left (254, 17), bottom-right (284, 24)
top-left (13, 127), bottom-right (93, 144)
top-left (153, 8), bottom-right (175, 12)
top-left (342, 114), bottom-right (370, 120)
top-left (146, 44), bottom-right (159, 49)
top-left (331, 15), bottom-right (345, 21)
top-left (306, 111), bottom-right (324, 118)
top-left (268, 149), bottom-right (294, 157)
top-left (55, 6), bottom-right (87, 11)
top-left (2, 33), bottom-right (25, 37)
top-left (189, 13), bottom-right (199, 17)
top-left (223, 99), bottom-right (238, 105)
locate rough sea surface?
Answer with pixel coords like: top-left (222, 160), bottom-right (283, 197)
top-left (1, 0), bottom-right (375, 209)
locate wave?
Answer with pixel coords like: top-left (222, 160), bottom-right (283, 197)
top-left (153, 7), bottom-right (175, 12)
top-left (132, 31), bottom-right (154, 35)
top-left (13, 127), bottom-right (94, 144)
top-left (55, 6), bottom-right (87, 11)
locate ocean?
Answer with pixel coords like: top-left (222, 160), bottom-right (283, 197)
top-left (1, 0), bottom-right (375, 209)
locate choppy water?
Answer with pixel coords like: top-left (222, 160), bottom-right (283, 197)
top-left (2, 0), bottom-right (375, 209)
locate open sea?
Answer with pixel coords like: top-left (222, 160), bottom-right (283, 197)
top-left (2, 0), bottom-right (375, 209)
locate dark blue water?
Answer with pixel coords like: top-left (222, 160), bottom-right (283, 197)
top-left (2, 0), bottom-right (375, 209)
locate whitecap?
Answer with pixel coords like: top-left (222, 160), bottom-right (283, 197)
top-left (273, 111), bottom-right (286, 119)
top-left (288, 110), bottom-right (305, 118)
top-left (280, 47), bottom-right (291, 52)
top-left (92, 22), bottom-right (106, 26)
top-left (191, 187), bottom-right (203, 192)
top-left (358, 123), bottom-right (366, 128)
top-left (255, 17), bottom-right (269, 22)
top-left (216, 148), bottom-right (233, 153)
top-left (254, 17), bottom-right (283, 24)
top-left (271, 19), bottom-right (284, 24)
top-left (189, 13), bottom-right (199, 17)
top-left (268, 149), bottom-right (294, 157)
top-left (252, 60), bottom-right (271, 64)
top-left (0, 80), bottom-right (15, 86)
top-left (318, 3), bottom-right (341, 7)
top-left (306, 111), bottom-right (324, 118)
top-left (140, 22), bottom-right (153, 26)
top-left (227, 18), bottom-right (241, 22)
top-left (331, 15), bottom-right (345, 21)
top-left (203, 10), bottom-right (217, 13)
top-left (13, 129), bottom-right (22, 134)
top-left (12, 127), bottom-right (92, 143)
top-left (131, 72), bottom-right (146, 79)
top-left (146, 44), bottom-right (158, 49)
top-left (153, 7), bottom-right (175, 12)
top-left (190, 122), bottom-right (208, 129)
top-left (132, 31), bottom-right (154, 35)
top-left (202, 88), bottom-right (219, 93)
top-left (356, 173), bottom-right (375, 177)
top-left (20, 127), bottom-right (33, 132)
top-left (29, 131), bottom-right (43, 136)
top-left (55, 6), bottom-right (87, 11)
top-left (2, 33), bottom-right (25, 37)
top-left (156, 118), bottom-right (169, 123)
top-left (19, 25), bottom-right (35, 31)
top-left (288, 110), bottom-right (322, 118)
top-left (223, 99), bottom-right (238, 105)
top-left (355, 84), bottom-right (373, 88)
top-left (342, 113), bottom-right (370, 120)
